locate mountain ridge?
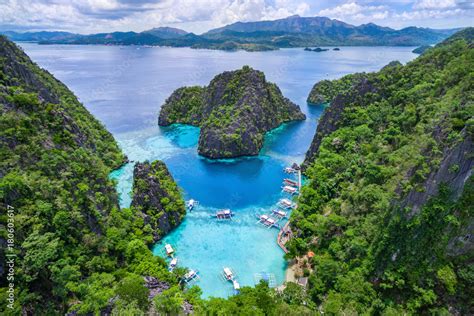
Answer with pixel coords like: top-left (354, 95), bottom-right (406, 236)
top-left (1, 15), bottom-right (460, 51)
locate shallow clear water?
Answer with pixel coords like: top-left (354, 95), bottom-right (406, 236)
top-left (21, 43), bottom-right (417, 297)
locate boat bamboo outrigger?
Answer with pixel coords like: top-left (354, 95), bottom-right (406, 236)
top-left (187, 199), bottom-right (198, 211)
top-left (165, 244), bottom-right (174, 257)
top-left (212, 209), bottom-right (235, 220)
top-left (284, 167), bottom-right (297, 174)
top-left (233, 280), bottom-right (240, 293)
top-left (182, 269), bottom-right (200, 284)
top-left (278, 198), bottom-right (296, 209)
top-left (256, 214), bottom-right (280, 228)
top-left (222, 267), bottom-right (236, 281)
top-left (168, 257), bottom-right (178, 271)
top-left (272, 209), bottom-right (287, 218)
top-left (282, 185), bottom-right (298, 195)
top-left (283, 178), bottom-right (298, 187)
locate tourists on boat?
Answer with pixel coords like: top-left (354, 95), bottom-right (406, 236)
top-left (165, 244), bottom-right (174, 256)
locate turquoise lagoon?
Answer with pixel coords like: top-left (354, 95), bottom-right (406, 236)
top-left (21, 43), bottom-right (417, 297)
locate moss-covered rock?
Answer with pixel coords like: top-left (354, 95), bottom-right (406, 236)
top-left (158, 66), bottom-right (306, 158)
top-left (131, 160), bottom-right (186, 242)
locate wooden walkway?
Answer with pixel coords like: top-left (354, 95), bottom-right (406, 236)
top-left (277, 221), bottom-right (291, 253)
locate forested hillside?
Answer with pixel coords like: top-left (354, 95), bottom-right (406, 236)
top-left (289, 28), bottom-right (473, 314)
top-left (0, 36), bottom-right (189, 315)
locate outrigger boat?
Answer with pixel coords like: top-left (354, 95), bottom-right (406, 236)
top-left (256, 215), bottom-right (279, 228)
top-left (272, 209), bottom-right (287, 218)
top-left (165, 244), bottom-right (175, 257)
top-left (278, 198), bottom-right (296, 209)
top-left (212, 209), bottom-right (235, 220)
top-left (187, 199), bottom-right (198, 211)
top-left (168, 257), bottom-right (178, 271)
top-left (222, 267), bottom-right (235, 281)
top-left (182, 269), bottom-right (199, 284)
top-left (282, 185), bottom-right (298, 195)
top-left (283, 178), bottom-right (298, 187)
top-left (284, 167), bottom-right (297, 174)
top-left (233, 280), bottom-right (241, 293)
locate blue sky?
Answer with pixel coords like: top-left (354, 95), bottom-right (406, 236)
top-left (0, 0), bottom-right (472, 34)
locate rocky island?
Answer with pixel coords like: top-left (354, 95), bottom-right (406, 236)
top-left (158, 66), bottom-right (306, 158)
top-left (131, 160), bottom-right (186, 243)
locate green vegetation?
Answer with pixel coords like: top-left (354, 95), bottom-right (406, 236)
top-left (159, 65), bottom-right (305, 158)
top-left (1, 26), bottom-right (473, 315)
top-left (131, 160), bottom-right (186, 243)
top-left (0, 36), bottom-right (182, 314)
top-left (307, 73), bottom-right (368, 104)
top-left (288, 28), bottom-right (474, 314)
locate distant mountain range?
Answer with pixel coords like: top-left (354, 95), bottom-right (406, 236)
top-left (2, 16), bottom-right (459, 51)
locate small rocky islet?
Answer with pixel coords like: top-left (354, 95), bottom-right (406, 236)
top-left (131, 160), bottom-right (186, 243)
top-left (158, 65), bottom-right (306, 159)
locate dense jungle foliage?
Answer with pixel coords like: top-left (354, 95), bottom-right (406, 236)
top-left (0, 27), bottom-right (472, 315)
top-left (288, 28), bottom-right (474, 314)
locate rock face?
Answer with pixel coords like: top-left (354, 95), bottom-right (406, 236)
top-left (159, 66), bottom-right (306, 158)
top-left (131, 161), bottom-right (186, 242)
top-left (303, 75), bottom-right (375, 170)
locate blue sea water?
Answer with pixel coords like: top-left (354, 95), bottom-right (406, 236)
top-left (21, 43), bottom-right (417, 298)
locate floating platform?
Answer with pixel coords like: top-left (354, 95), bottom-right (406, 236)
top-left (212, 209), bottom-right (235, 220)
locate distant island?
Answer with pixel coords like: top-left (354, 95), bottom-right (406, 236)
top-left (158, 66), bottom-right (306, 158)
top-left (2, 15), bottom-right (459, 52)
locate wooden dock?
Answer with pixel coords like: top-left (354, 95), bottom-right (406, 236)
top-left (277, 221), bottom-right (291, 253)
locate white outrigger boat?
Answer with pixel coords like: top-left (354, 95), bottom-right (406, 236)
top-left (272, 209), bottom-right (287, 218)
top-left (284, 167), bottom-right (297, 174)
top-left (232, 279), bottom-right (241, 293)
top-left (164, 244), bottom-right (175, 257)
top-left (212, 209), bottom-right (235, 220)
top-left (278, 198), bottom-right (296, 209)
top-left (168, 257), bottom-right (178, 271)
top-left (282, 185), bottom-right (298, 195)
top-left (222, 267), bottom-right (236, 281)
top-left (182, 269), bottom-right (200, 284)
top-left (256, 215), bottom-right (279, 228)
top-left (187, 199), bottom-right (198, 211)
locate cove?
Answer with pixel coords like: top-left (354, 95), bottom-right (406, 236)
top-left (20, 43), bottom-right (417, 297)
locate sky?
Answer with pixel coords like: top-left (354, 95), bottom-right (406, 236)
top-left (0, 0), bottom-right (472, 34)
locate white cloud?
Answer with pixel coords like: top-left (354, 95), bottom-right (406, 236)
top-left (0, 0), bottom-right (311, 33)
top-left (318, 2), bottom-right (390, 22)
top-left (413, 0), bottom-right (456, 9)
